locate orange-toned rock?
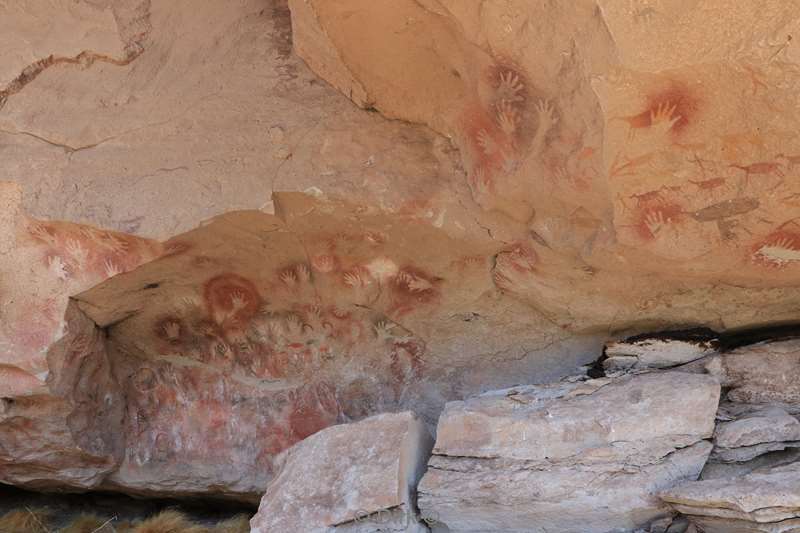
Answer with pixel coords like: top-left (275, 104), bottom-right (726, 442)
top-left (288, 0), bottom-right (800, 328)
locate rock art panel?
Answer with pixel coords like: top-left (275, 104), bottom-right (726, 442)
top-left (58, 193), bottom-right (600, 498)
top-left (0, 302), bottom-right (123, 490)
top-left (287, 0), bottom-right (800, 330)
top-left (0, 182), bottom-right (162, 394)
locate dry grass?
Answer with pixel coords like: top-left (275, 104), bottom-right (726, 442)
top-left (211, 515), bottom-right (250, 533)
top-left (0, 507), bottom-right (251, 533)
top-left (60, 514), bottom-right (134, 533)
top-left (0, 508), bottom-right (52, 533)
top-left (129, 510), bottom-right (210, 533)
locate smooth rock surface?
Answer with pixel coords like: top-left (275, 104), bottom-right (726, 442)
top-left (418, 371), bottom-right (721, 533)
top-left (250, 411), bottom-right (433, 533)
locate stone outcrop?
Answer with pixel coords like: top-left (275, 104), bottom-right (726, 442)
top-left (1, 190), bottom-right (604, 499)
top-left (603, 329), bottom-right (720, 372)
top-left (4, 0), bottom-right (800, 522)
top-left (417, 371), bottom-right (720, 533)
top-left (662, 463), bottom-right (800, 533)
top-left (695, 339), bottom-right (800, 483)
top-left (708, 339), bottom-right (800, 405)
top-left (711, 405), bottom-right (800, 463)
top-left (0, 301), bottom-right (123, 490)
top-left (250, 411), bottom-right (433, 533)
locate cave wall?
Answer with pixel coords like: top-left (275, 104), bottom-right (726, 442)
top-left (3, 0), bottom-right (800, 505)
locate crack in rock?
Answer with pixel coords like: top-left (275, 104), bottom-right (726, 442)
top-left (0, 4), bottom-right (151, 111)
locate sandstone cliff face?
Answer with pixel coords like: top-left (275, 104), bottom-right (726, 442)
top-left (289, 0), bottom-right (800, 328)
top-left (2, 0), bottom-right (800, 524)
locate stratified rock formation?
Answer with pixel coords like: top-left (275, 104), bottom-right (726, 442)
top-left (4, 0), bottom-right (800, 527)
top-left (710, 339), bottom-right (800, 405)
top-left (698, 339), bottom-right (800, 483)
top-left (250, 411), bottom-right (432, 533)
top-left (712, 405), bottom-right (800, 463)
top-left (417, 372), bottom-right (720, 533)
top-left (662, 463), bottom-right (800, 533)
top-left (604, 329), bottom-right (720, 371)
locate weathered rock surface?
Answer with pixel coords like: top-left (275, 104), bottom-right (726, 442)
top-left (1, 190), bottom-right (600, 499)
top-left (418, 371), bottom-right (720, 533)
top-left (708, 339), bottom-right (800, 405)
top-left (250, 411), bottom-right (433, 533)
top-left (0, 302), bottom-right (123, 490)
top-left (288, 0), bottom-right (800, 329)
top-left (604, 329), bottom-right (720, 371)
top-left (3, 0), bottom-right (471, 242)
top-left (662, 463), bottom-right (800, 533)
top-left (4, 0), bottom-right (800, 512)
top-left (712, 405), bottom-right (800, 463)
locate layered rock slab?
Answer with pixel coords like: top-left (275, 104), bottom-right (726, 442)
top-left (603, 329), bottom-right (720, 372)
top-left (418, 372), bottom-right (721, 533)
top-left (712, 405), bottom-right (800, 463)
top-left (708, 339), bottom-right (800, 405)
top-left (250, 411), bottom-right (433, 533)
top-left (662, 463), bottom-right (800, 533)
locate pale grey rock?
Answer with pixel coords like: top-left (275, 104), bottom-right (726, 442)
top-left (418, 372), bottom-right (720, 533)
top-left (701, 448), bottom-right (800, 481)
top-left (707, 340), bottom-right (800, 404)
top-left (662, 462), bottom-right (800, 533)
top-left (250, 411), bottom-right (433, 533)
top-left (712, 406), bottom-right (800, 463)
top-left (605, 334), bottom-right (719, 370)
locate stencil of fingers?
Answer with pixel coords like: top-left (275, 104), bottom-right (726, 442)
top-left (476, 129), bottom-right (500, 156)
top-left (103, 259), bottom-right (122, 278)
top-left (373, 320), bottom-right (395, 343)
top-left (280, 269), bottom-right (297, 287)
top-left (553, 166), bottom-right (570, 182)
top-left (48, 256), bottom-right (69, 281)
top-left (649, 102), bottom-right (681, 133)
top-left (496, 101), bottom-right (518, 136)
top-left (162, 321), bottom-right (181, 341)
top-left (230, 290), bottom-right (248, 312)
top-left (535, 99), bottom-right (558, 131)
top-left (644, 210), bottom-right (667, 237)
top-left (29, 223), bottom-right (58, 246)
top-left (497, 71), bottom-right (525, 103)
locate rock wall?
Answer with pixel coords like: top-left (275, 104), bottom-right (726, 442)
top-left (3, 0), bottom-right (800, 525)
top-left (289, 0), bottom-right (800, 328)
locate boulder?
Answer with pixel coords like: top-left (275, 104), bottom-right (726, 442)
top-left (711, 405), bottom-right (800, 463)
top-left (662, 463), bottom-right (800, 533)
top-left (604, 329), bottom-right (719, 371)
top-left (417, 372), bottom-right (721, 533)
top-left (707, 339), bottom-right (800, 405)
top-left (250, 411), bottom-right (433, 533)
